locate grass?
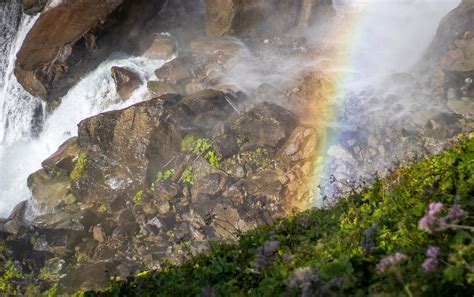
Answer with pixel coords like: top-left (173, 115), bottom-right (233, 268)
top-left (76, 134), bottom-right (474, 296)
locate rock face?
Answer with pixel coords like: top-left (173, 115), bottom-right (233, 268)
top-left (15, 0), bottom-right (170, 102)
top-left (15, 0), bottom-right (124, 100)
top-left (423, 0), bottom-right (474, 116)
top-left (204, 0), bottom-right (333, 37)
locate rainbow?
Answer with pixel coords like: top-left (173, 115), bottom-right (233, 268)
top-left (308, 5), bottom-right (378, 208)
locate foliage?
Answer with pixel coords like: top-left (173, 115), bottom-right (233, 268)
top-left (150, 169), bottom-right (175, 191)
top-left (181, 135), bottom-right (221, 167)
top-left (180, 166), bottom-right (196, 185)
top-left (133, 190), bottom-right (144, 205)
top-left (70, 153), bottom-right (88, 180)
top-left (81, 135), bottom-right (474, 296)
top-left (0, 260), bottom-right (23, 295)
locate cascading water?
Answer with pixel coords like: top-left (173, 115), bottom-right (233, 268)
top-left (0, 53), bottom-right (167, 218)
top-left (0, 3), bottom-right (168, 217)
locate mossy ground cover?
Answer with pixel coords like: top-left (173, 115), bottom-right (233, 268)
top-left (81, 135), bottom-right (474, 297)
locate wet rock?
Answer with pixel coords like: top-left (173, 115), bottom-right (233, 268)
top-left (155, 55), bottom-right (196, 84)
top-left (424, 112), bottom-right (463, 139)
top-left (41, 137), bottom-right (80, 176)
top-left (144, 34), bottom-right (178, 60)
top-left (147, 81), bottom-right (183, 97)
top-left (22, 0), bottom-right (47, 15)
top-left (204, 0), bottom-right (333, 37)
top-left (233, 102), bottom-right (297, 148)
top-left (15, 0), bottom-right (124, 99)
top-left (28, 169), bottom-right (74, 213)
top-left (191, 36), bottom-right (246, 65)
top-left (111, 66), bottom-right (142, 99)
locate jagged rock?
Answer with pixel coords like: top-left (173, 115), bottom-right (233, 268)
top-left (147, 81), bottom-right (183, 97)
top-left (111, 66), bottom-right (142, 99)
top-left (204, 0), bottom-right (333, 37)
top-left (22, 0), bottom-right (46, 15)
top-left (233, 102), bottom-right (297, 148)
top-left (41, 137), bottom-right (80, 176)
top-left (27, 169), bottom-right (75, 213)
top-left (144, 34), bottom-right (178, 60)
top-left (154, 55), bottom-right (196, 84)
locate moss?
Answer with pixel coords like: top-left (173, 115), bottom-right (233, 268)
top-left (81, 135), bottom-right (474, 296)
top-left (70, 153), bottom-right (88, 181)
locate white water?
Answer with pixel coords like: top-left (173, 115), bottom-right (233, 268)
top-left (0, 42), bottom-right (167, 216)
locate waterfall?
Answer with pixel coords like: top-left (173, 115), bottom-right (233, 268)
top-left (0, 51), bottom-right (166, 217)
top-left (0, 3), bottom-right (168, 217)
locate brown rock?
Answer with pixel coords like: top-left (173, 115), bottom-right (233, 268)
top-left (147, 81), bottom-right (183, 97)
top-left (111, 66), bottom-right (142, 99)
top-left (15, 0), bottom-right (124, 99)
top-left (204, 0), bottom-right (333, 37)
top-left (144, 34), bottom-right (177, 60)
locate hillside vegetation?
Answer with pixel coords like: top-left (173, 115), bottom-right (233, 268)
top-left (81, 134), bottom-right (474, 297)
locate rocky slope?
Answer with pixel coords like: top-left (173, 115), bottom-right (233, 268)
top-left (0, 0), bottom-right (473, 295)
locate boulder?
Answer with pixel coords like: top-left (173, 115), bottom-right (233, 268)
top-left (15, 0), bottom-right (124, 100)
top-left (15, 0), bottom-right (171, 102)
top-left (204, 0), bottom-right (333, 37)
top-left (143, 34), bottom-right (178, 60)
top-left (154, 55), bottom-right (196, 84)
top-left (147, 81), bottom-right (184, 97)
top-left (111, 66), bottom-right (142, 99)
top-left (232, 102), bottom-right (297, 148)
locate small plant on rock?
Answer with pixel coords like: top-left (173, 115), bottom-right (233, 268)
top-left (133, 190), bottom-right (144, 205)
top-left (70, 153), bottom-right (88, 180)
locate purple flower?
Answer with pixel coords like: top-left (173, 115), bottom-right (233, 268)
top-left (418, 215), bottom-right (436, 233)
top-left (376, 253), bottom-right (408, 273)
top-left (445, 204), bottom-right (469, 222)
top-left (426, 246), bottom-right (440, 258)
top-left (422, 258), bottom-right (438, 272)
top-left (428, 202), bottom-right (443, 216)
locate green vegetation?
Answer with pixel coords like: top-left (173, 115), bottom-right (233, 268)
top-left (180, 166), bottom-right (196, 185)
top-left (70, 153), bottom-right (88, 180)
top-left (82, 135), bottom-right (474, 296)
top-left (0, 260), bottom-right (23, 295)
top-left (150, 169), bottom-right (175, 191)
top-left (181, 135), bottom-right (221, 168)
top-left (133, 190), bottom-right (144, 205)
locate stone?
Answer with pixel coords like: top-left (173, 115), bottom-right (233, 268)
top-left (22, 0), bottom-right (47, 15)
top-left (144, 34), bottom-right (178, 60)
top-left (447, 98), bottom-right (474, 116)
top-left (15, 0), bottom-right (124, 99)
top-left (111, 66), bottom-right (142, 99)
top-left (203, 0), bottom-right (333, 37)
top-left (155, 55), bottom-right (196, 84)
top-left (147, 81), bottom-right (183, 97)
top-left (41, 137), bottom-right (80, 176)
top-left (233, 102), bottom-right (297, 148)
top-left (191, 36), bottom-right (246, 65)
